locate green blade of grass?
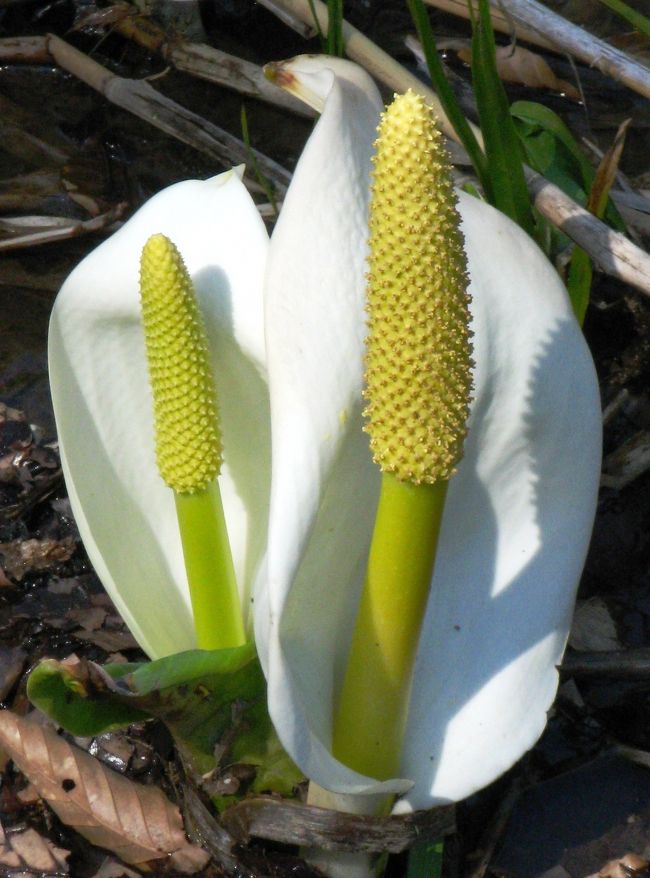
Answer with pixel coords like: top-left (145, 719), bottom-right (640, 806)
top-left (240, 105), bottom-right (278, 217)
top-left (471, 0), bottom-right (536, 237)
top-left (567, 119), bottom-right (630, 324)
top-left (327, 0), bottom-right (344, 56)
top-left (407, 839), bottom-right (444, 878)
top-left (594, 0), bottom-right (650, 37)
top-left (307, 0), bottom-right (327, 51)
top-left (408, 0), bottom-right (489, 189)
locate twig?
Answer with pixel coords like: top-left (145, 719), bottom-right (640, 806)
top-left (263, 0), bottom-right (650, 298)
top-left (0, 34), bottom-right (50, 62)
top-left (465, 775), bottom-right (524, 878)
top-left (601, 428), bottom-right (650, 490)
top-left (221, 795), bottom-right (455, 853)
top-left (525, 170), bottom-right (650, 294)
top-left (425, 0), bottom-right (556, 51)
top-left (255, 0), bottom-right (317, 38)
top-left (43, 34), bottom-right (291, 196)
top-left (561, 648), bottom-right (650, 678)
top-left (0, 207), bottom-right (126, 251)
top-left (425, 0), bottom-right (650, 101)
top-left (109, 10), bottom-right (314, 117)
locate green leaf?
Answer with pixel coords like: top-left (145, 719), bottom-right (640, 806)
top-left (28, 645), bottom-right (304, 793)
top-left (511, 101), bottom-right (593, 187)
top-left (471, 0), bottom-right (536, 238)
top-left (407, 0), bottom-right (488, 189)
top-left (407, 839), bottom-right (444, 878)
top-left (511, 100), bottom-right (625, 232)
top-left (27, 658), bottom-right (150, 735)
top-left (567, 246), bottom-right (592, 325)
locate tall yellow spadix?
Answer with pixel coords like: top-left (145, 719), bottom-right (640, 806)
top-left (333, 91), bottom-right (473, 780)
top-left (140, 234), bottom-right (245, 651)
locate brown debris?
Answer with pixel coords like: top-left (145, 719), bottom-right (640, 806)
top-left (0, 537), bottom-right (76, 582)
top-left (588, 852), bottom-right (650, 878)
top-left (0, 710), bottom-right (209, 873)
top-left (221, 795), bottom-right (455, 854)
top-left (0, 821), bottom-right (70, 875)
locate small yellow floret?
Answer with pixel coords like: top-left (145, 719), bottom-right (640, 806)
top-left (364, 90), bottom-right (473, 485)
top-left (140, 234), bottom-right (221, 493)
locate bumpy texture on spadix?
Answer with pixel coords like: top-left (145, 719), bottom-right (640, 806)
top-left (365, 91), bottom-right (473, 484)
top-left (140, 234), bottom-right (221, 493)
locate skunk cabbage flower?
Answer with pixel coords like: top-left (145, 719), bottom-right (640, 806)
top-left (49, 57), bottom-right (601, 809)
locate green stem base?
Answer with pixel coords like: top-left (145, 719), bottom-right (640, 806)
top-left (175, 480), bottom-right (245, 650)
top-left (333, 472), bottom-right (447, 779)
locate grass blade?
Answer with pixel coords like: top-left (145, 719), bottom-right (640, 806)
top-left (567, 119), bottom-right (630, 324)
top-left (240, 105), bottom-right (279, 217)
top-left (327, 0), bottom-right (344, 56)
top-left (407, 839), bottom-right (444, 878)
top-left (594, 0), bottom-right (650, 37)
top-left (408, 0), bottom-right (488, 189)
top-left (471, 0), bottom-right (536, 237)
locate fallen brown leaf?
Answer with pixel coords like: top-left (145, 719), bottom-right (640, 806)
top-left (0, 537), bottom-right (76, 581)
top-left (0, 821), bottom-right (70, 875)
top-left (457, 44), bottom-right (580, 99)
top-left (586, 852), bottom-right (650, 877)
top-left (0, 710), bottom-right (209, 873)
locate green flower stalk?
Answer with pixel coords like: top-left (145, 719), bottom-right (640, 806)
top-left (139, 234), bottom-right (245, 651)
top-left (333, 91), bottom-right (473, 780)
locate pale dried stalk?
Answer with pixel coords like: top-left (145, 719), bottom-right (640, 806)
top-left (44, 35), bottom-right (291, 195)
top-left (0, 35), bottom-right (50, 62)
top-left (0, 33), bottom-right (311, 117)
top-left (110, 13), bottom-right (313, 117)
top-left (255, 0), bottom-right (316, 37)
top-left (425, 0), bottom-right (555, 51)
top-left (254, 792), bottom-right (451, 851)
top-left (525, 170), bottom-right (650, 292)
top-left (0, 208), bottom-right (126, 251)
top-left (263, 0), bottom-right (650, 297)
top-left (425, 0), bottom-right (650, 102)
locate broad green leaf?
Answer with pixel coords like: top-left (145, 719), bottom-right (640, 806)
top-left (471, 0), bottom-right (536, 238)
top-left (27, 659), bottom-right (149, 735)
top-left (511, 101), bottom-right (625, 231)
top-left (511, 101), bottom-right (594, 187)
top-left (28, 645), bottom-right (304, 792)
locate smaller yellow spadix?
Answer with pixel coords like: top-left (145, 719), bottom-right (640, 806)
top-left (333, 92), bottom-right (473, 781)
top-left (140, 234), bottom-right (222, 494)
top-left (140, 234), bottom-right (244, 651)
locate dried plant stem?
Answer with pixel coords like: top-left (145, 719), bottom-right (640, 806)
top-left (0, 207), bottom-right (126, 251)
top-left (111, 11), bottom-right (314, 117)
top-left (221, 791), bottom-right (455, 852)
top-left (43, 35), bottom-right (291, 195)
top-left (424, 0), bottom-right (556, 51)
top-left (426, 0), bottom-right (650, 102)
top-left (525, 170), bottom-right (650, 294)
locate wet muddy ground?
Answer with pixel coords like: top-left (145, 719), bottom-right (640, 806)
top-left (2, 1), bottom-right (650, 876)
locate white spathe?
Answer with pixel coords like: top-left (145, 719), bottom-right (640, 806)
top-left (49, 57), bottom-right (601, 810)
